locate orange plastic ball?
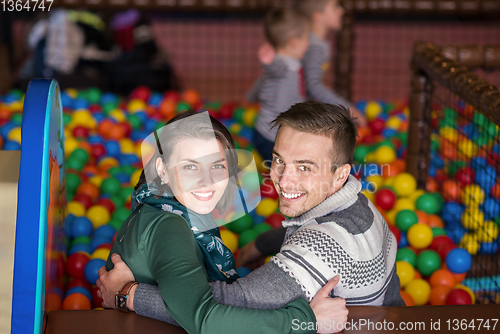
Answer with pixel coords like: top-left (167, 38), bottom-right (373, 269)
top-left (427, 215), bottom-right (444, 228)
top-left (400, 290), bottom-right (415, 306)
top-left (426, 178), bottom-right (439, 192)
top-left (159, 99), bottom-right (176, 119)
top-left (442, 180), bottom-right (462, 202)
top-left (415, 210), bottom-right (429, 225)
top-left (182, 89), bottom-right (200, 107)
top-left (429, 269), bottom-right (456, 288)
top-left (429, 285), bottom-right (452, 305)
top-left (62, 293), bottom-right (91, 310)
top-left (76, 182), bottom-right (100, 200)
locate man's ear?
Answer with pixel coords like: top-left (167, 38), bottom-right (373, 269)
top-left (156, 157), bottom-right (168, 183)
top-left (334, 164), bottom-right (351, 188)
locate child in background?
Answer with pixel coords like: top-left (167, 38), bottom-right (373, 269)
top-left (247, 8), bottom-right (310, 165)
top-left (294, 0), bottom-right (367, 126)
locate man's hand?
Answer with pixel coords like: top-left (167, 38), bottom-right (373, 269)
top-left (309, 276), bottom-right (349, 333)
top-left (236, 240), bottom-right (265, 268)
top-left (258, 43), bottom-right (276, 65)
top-left (96, 254), bottom-right (135, 309)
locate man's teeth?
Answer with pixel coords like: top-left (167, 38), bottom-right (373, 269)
top-left (282, 191), bottom-right (304, 199)
top-left (193, 192), bottom-right (214, 198)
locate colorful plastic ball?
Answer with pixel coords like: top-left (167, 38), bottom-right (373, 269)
top-left (416, 193), bottom-right (442, 214)
top-left (416, 250), bottom-right (441, 276)
top-left (394, 198), bottom-right (416, 212)
top-left (480, 241), bottom-right (499, 254)
top-left (70, 217), bottom-right (94, 238)
top-left (429, 285), bottom-right (452, 305)
top-left (374, 145), bottom-right (396, 164)
top-left (407, 223), bottom-right (433, 249)
top-left (446, 288), bottom-right (472, 305)
top-left (389, 225), bottom-right (401, 244)
top-left (220, 229), bottom-right (239, 253)
top-left (375, 188), bottom-right (396, 210)
top-left (253, 223), bottom-right (273, 235)
top-left (399, 231), bottom-right (409, 248)
top-left (261, 178), bottom-right (278, 200)
top-left (66, 252), bottom-right (90, 279)
top-left (100, 177), bottom-right (121, 196)
top-left (429, 269), bottom-right (456, 288)
top-left (91, 248), bottom-right (111, 261)
top-left (395, 210), bottom-right (418, 232)
top-left (62, 293), bottom-right (91, 310)
top-left (73, 193), bottom-right (94, 211)
top-left (455, 284), bottom-right (476, 304)
top-left (265, 213), bottom-right (285, 229)
top-left (69, 244), bottom-right (92, 256)
top-left (445, 248), bottom-right (472, 274)
top-left (365, 101), bottom-right (383, 121)
top-left (400, 291), bottom-right (415, 306)
top-left (94, 224), bottom-right (116, 240)
top-left (65, 286), bottom-right (92, 301)
top-left (226, 215), bottom-right (253, 234)
top-left (91, 237), bottom-right (112, 252)
top-left (461, 184), bottom-right (485, 206)
top-left (77, 182), bottom-right (100, 201)
top-left (236, 267), bottom-right (252, 278)
top-left (256, 198), bottom-right (278, 217)
top-left (396, 247), bottom-right (417, 267)
top-left (404, 279), bottom-right (431, 306)
top-left (238, 229), bottom-right (260, 248)
top-left (396, 260), bottom-right (415, 288)
top-left (84, 258), bottom-right (106, 285)
top-left (241, 171), bottom-right (261, 192)
top-left (393, 173), bottom-right (417, 197)
top-left (86, 205), bottom-right (111, 229)
top-left (243, 108), bottom-right (258, 127)
top-left (459, 233), bottom-right (480, 255)
top-left (461, 207), bottom-right (484, 230)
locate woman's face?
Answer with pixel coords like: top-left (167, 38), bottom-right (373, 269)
top-left (159, 138), bottom-right (230, 214)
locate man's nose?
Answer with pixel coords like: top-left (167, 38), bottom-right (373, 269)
top-left (277, 165), bottom-right (297, 188)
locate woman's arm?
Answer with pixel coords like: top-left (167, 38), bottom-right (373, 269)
top-left (145, 215), bottom-right (317, 334)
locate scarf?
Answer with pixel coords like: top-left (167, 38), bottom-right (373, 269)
top-left (131, 182), bottom-right (239, 283)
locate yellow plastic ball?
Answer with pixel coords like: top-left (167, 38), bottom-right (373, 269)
top-left (458, 139), bottom-right (478, 159)
top-left (65, 88), bottom-right (78, 98)
top-left (405, 279), bottom-right (431, 306)
top-left (396, 261), bottom-right (415, 288)
top-left (91, 248), bottom-right (111, 261)
top-left (386, 116), bottom-right (402, 130)
top-left (264, 255), bottom-right (272, 264)
top-left (393, 173), bottom-right (417, 197)
top-left (474, 221), bottom-right (499, 243)
top-left (128, 99), bottom-right (147, 113)
top-left (461, 184), bottom-right (485, 206)
top-left (7, 127), bottom-right (22, 144)
top-left (109, 109), bottom-right (127, 123)
top-left (9, 101), bottom-right (24, 112)
top-left (366, 175), bottom-right (384, 192)
top-left (384, 176), bottom-right (396, 187)
top-left (459, 233), bottom-right (480, 255)
top-left (243, 108), bottom-right (258, 127)
top-left (385, 209), bottom-right (398, 226)
top-left (394, 198), bottom-right (416, 212)
top-left (65, 137), bottom-right (79, 157)
top-left (67, 201), bottom-right (86, 217)
top-left (365, 101), bottom-right (382, 121)
top-left (72, 109), bottom-right (95, 128)
top-left (88, 175), bottom-right (104, 189)
top-left (119, 138), bottom-right (135, 154)
top-left (407, 223), bottom-right (433, 249)
top-left (375, 145), bottom-right (396, 165)
top-left (252, 149), bottom-right (266, 173)
top-left (461, 207), bottom-right (485, 230)
top-left (439, 127), bottom-right (459, 143)
top-left (98, 157), bottom-right (119, 169)
top-left (130, 170), bottom-right (142, 188)
top-left (138, 141), bottom-right (155, 163)
top-left (364, 152), bottom-right (377, 163)
top-left (220, 229), bottom-right (239, 253)
top-left (408, 189), bottom-right (426, 204)
top-left (229, 123), bottom-right (242, 135)
top-left (256, 198), bottom-right (278, 217)
top-left (87, 205), bottom-right (111, 229)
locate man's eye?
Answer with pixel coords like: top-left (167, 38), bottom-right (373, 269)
top-left (274, 157), bottom-right (284, 165)
top-left (299, 166), bottom-right (310, 172)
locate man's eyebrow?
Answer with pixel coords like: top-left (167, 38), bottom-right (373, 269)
top-left (295, 160), bottom-right (318, 167)
top-left (272, 150), bottom-right (281, 158)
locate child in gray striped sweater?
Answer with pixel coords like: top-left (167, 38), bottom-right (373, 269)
top-left (294, 0), bottom-right (367, 127)
top-left (247, 8), bottom-right (310, 165)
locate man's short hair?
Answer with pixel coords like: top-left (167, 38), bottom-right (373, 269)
top-left (293, 0), bottom-right (332, 19)
top-left (264, 8), bottom-right (309, 49)
top-left (271, 101), bottom-right (358, 171)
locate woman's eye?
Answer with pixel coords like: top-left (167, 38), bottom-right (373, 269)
top-left (184, 164), bottom-right (197, 170)
top-left (212, 164), bottom-right (226, 169)
top-left (299, 165), bottom-right (310, 172)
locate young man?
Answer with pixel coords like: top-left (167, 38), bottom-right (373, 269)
top-left (97, 101), bottom-right (403, 327)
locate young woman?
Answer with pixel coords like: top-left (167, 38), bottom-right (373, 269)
top-left (97, 111), bottom-right (348, 334)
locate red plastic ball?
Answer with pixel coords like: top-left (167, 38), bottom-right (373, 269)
top-left (66, 252), bottom-right (90, 279)
top-left (73, 126), bottom-right (90, 138)
top-left (117, 122), bottom-right (132, 137)
top-left (261, 179), bottom-right (279, 200)
top-left (446, 288), bottom-right (472, 305)
top-left (91, 286), bottom-right (103, 308)
top-left (130, 86), bottom-right (152, 101)
top-left (389, 225), bottom-right (401, 244)
top-left (438, 243), bottom-right (457, 261)
top-left (163, 90), bottom-right (181, 103)
top-left (96, 198), bottom-right (116, 214)
top-left (219, 103), bottom-right (235, 119)
top-left (90, 143), bottom-right (107, 160)
top-left (72, 193), bottom-right (94, 211)
top-left (265, 213), bottom-right (286, 229)
top-left (66, 277), bottom-right (92, 292)
top-left (456, 167), bottom-right (475, 187)
top-left (375, 188), bottom-right (397, 211)
top-left (429, 235), bottom-right (455, 253)
top-left (368, 118), bottom-right (385, 135)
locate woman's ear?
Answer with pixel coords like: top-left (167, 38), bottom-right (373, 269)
top-left (156, 157), bottom-right (168, 183)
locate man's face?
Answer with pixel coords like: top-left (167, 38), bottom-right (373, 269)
top-left (270, 126), bottom-right (343, 218)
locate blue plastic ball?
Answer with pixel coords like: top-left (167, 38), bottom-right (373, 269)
top-left (482, 197), bottom-right (500, 220)
top-left (73, 97), bottom-right (89, 109)
top-left (61, 92), bottom-right (74, 108)
top-left (104, 140), bottom-right (120, 158)
top-left (71, 217), bottom-right (93, 238)
top-left (399, 232), bottom-right (409, 248)
top-left (90, 236), bottom-right (112, 251)
top-left (445, 225), bottom-right (466, 244)
top-left (65, 286), bottom-right (92, 301)
top-left (94, 224), bottom-right (117, 240)
top-left (446, 248), bottom-right (472, 274)
top-left (100, 92), bottom-right (119, 104)
top-left (382, 128), bottom-right (397, 138)
top-left (236, 267), bottom-right (252, 278)
top-left (84, 259), bottom-right (106, 285)
top-left (364, 163), bottom-right (381, 176)
top-left (149, 92), bottom-right (163, 107)
top-left (88, 135), bottom-right (104, 144)
top-left (480, 242), bottom-right (499, 255)
top-left (69, 243), bottom-right (92, 256)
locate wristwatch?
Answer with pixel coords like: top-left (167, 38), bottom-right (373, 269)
top-left (115, 281), bottom-right (139, 312)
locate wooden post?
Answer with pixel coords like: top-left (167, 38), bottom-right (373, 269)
top-left (334, 0), bottom-right (354, 100)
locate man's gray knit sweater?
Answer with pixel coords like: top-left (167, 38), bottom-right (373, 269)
top-left (133, 176), bottom-right (404, 324)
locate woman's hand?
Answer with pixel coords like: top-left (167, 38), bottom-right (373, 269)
top-left (96, 254), bottom-right (135, 309)
top-left (309, 276), bottom-right (348, 333)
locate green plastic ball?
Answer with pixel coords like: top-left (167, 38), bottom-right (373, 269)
top-left (241, 172), bottom-right (261, 192)
top-left (233, 108), bottom-right (245, 123)
top-left (253, 223), bottom-right (272, 235)
top-left (101, 178), bottom-right (121, 196)
top-left (226, 215), bottom-right (253, 234)
top-left (416, 193), bottom-right (442, 214)
top-left (11, 113), bottom-right (23, 126)
top-left (63, 114), bottom-right (72, 126)
top-left (354, 145), bottom-right (370, 163)
top-left (86, 87), bottom-right (102, 104)
top-left (432, 227), bottom-right (447, 237)
top-left (102, 102), bottom-right (118, 115)
top-left (176, 102), bottom-right (191, 113)
top-left (395, 210), bottom-right (418, 232)
top-left (110, 195), bottom-right (125, 208)
top-left (416, 250), bottom-right (441, 277)
top-left (396, 247), bottom-right (417, 267)
top-left (238, 229), bottom-right (259, 248)
top-left (66, 173), bottom-right (82, 194)
top-left (66, 156), bottom-right (85, 171)
top-left (108, 218), bottom-right (124, 231)
top-left (72, 236), bottom-right (91, 246)
top-left (70, 148), bottom-right (89, 164)
top-left (120, 186), bottom-right (134, 201)
top-left (113, 207), bottom-right (131, 223)
top-left (127, 114), bottom-right (142, 130)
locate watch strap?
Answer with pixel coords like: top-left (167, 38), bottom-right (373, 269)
top-left (116, 281), bottom-right (139, 312)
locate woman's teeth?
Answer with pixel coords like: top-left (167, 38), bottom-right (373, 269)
top-left (192, 192), bottom-right (214, 198)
